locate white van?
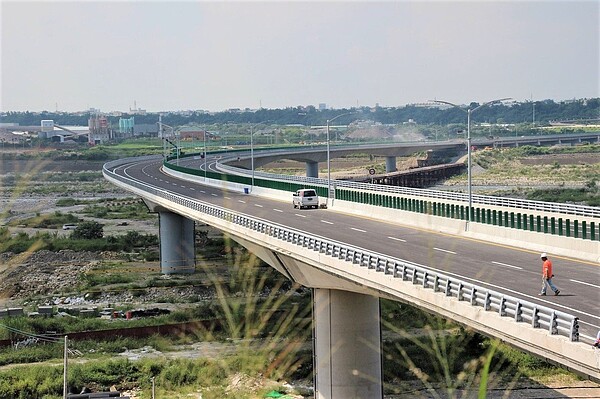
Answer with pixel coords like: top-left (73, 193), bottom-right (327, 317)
top-left (293, 189), bottom-right (319, 209)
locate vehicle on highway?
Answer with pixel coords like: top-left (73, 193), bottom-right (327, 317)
top-left (62, 224), bottom-right (78, 230)
top-left (293, 189), bottom-right (319, 209)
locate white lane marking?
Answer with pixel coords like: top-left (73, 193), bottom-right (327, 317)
top-left (295, 214), bottom-right (307, 218)
top-left (238, 200), bottom-right (246, 203)
top-left (351, 227), bottom-right (366, 233)
top-left (189, 188), bottom-right (195, 191)
top-left (200, 190), bottom-right (206, 193)
top-left (434, 247), bottom-right (457, 255)
top-left (273, 209), bottom-right (283, 213)
top-left (224, 196), bottom-right (231, 199)
top-left (211, 193), bottom-right (218, 197)
top-left (570, 279), bottom-right (600, 289)
top-left (492, 261), bottom-right (523, 270)
top-left (254, 204), bottom-right (263, 208)
top-left (321, 220), bottom-right (334, 225)
top-left (387, 236), bottom-right (406, 242)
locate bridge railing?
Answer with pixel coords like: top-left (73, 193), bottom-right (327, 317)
top-left (104, 161), bottom-right (580, 343)
top-left (216, 157), bottom-right (599, 218)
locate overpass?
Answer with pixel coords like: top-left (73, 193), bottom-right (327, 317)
top-left (104, 136), bottom-right (600, 397)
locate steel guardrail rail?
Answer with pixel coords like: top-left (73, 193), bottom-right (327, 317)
top-left (104, 159), bottom-right (580, 342)
top-left (215, 156), bottom-right (600, 218)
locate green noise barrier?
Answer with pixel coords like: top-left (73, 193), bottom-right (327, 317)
top-left (164, 160), bottom-right (599, 242)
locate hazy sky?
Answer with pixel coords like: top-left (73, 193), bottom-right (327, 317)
top-left (1, 0), bottom-right (598, 112)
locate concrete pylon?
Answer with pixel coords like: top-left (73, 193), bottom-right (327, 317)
top-left (386, 156), bottom-right (397, 173)
top-left (306, 161), bottom-right (319, 178)
top-left (158, 211), bottom-right (195, 274)
top-left (313, 289), bottom-right (382, 399)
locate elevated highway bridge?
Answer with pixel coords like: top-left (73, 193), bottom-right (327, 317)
top-left (104, 134), bottom-right (599, 398)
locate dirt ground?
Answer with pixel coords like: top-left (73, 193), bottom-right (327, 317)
top-left (1, 153), bottom-right (599, 397)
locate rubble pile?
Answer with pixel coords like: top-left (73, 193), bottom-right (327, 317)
top-left (0, 250), bottom-right (99, 303)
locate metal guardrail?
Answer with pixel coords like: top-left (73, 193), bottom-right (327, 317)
top-left (103, 160), bottom-right (580, 342)
top-left (216, 157), bottom-right (600, 218)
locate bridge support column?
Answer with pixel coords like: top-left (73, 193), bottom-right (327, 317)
top-left (306, 161), bottom-right (319, 178)
top-left (158, 211), bottom-right (195, 274)
top-left (385, 156), bottom-right (397, 173)
top-left (313, 289), bottom-right (382, 399)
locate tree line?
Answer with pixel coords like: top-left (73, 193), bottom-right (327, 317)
top-left (2, 98), bottom-right (598, 128)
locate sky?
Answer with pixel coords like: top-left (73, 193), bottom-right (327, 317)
top-left (1, 0), bottom-right (598, 113)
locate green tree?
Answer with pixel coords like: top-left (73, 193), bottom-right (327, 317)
top-left (72, 221), bottom-right (104, 240)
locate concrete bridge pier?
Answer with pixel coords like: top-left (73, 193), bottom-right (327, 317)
top-left (314, 288), bottom-right (382, 399)
top-left (385, 156), bottom-right (397, 173)
top-left (306, 161), bottom-right (319, 178)
top-left (158, 211), bottom-right (195, 274)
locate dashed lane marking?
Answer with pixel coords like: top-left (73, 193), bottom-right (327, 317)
top-left (387, 236), bottom-right (406, 242)
top-left (570, 279), bottom-right (600, 289)
top-left (492, 261), bottom-right (523, 270)
top-left (434, 247), bottom-right (457, 255)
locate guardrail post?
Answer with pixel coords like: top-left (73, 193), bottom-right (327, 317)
top-left (550, 217), bottom-right (556, 235)
top-left (484, 291), bottom-right (491, 311)
top-left (457, 282), bottom-right (463, 301)
top-left (581, 221), bottom-right (586, 239)
top-left (591, 222), bottom-right (596, 241)
top-left (493, 210), bottom-right (497, 225)
top-left (574, 220), bottom-right (579, 238)
top-left (566, 218), bottom-right (571, 237)
top-left (517, 213), bottom-right (522, 229)
top-left (499, 296), bottom-right (506, 316)
top-left (445, 280), bottom-right (451, 296)
top-left (514, 302), bottom-right (522, 322)
top-left (470, 287), bottom-right (477, 305)
top-left (422, 271), bottom-right (428, 287)
top-left (510, 212), bottom-right (515, 228)
top-left (570, 317), bottom-right (579, 342)
top-left (549, 311), bottom-right (558, 335)
top-left (531, 306), bottom-right (539, 328)
top-left (433, 275), bottom-right (439, 292)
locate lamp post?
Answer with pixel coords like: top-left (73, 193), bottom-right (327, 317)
top-left (326, 112), bottom-right (355, 206)
top-left (429, 98), bottom-right (510, 226)
top-left (203, 129), bottom-right (207, 180)
top-left (157, 120), bottom-right (176, 161)
top-left (250, 121), bottom-right (271, 191)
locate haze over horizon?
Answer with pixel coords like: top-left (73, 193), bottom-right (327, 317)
top-left (1, 1), bottom-right (598, 113)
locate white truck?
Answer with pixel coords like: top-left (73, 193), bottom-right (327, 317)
top-left (292, 189), bottom-right (319, 209)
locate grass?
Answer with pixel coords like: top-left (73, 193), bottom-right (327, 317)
top-left (1, 143), bottom-right (594, 397)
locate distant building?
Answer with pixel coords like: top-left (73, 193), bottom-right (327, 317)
top-left (118, 117), bottom-right (135, 137)
top-left (134, 123), bottom-right (159, 136)
top-left (88, 115), bottom-right (112, 144)
top-left (319, 103), bottom-right (327, 111)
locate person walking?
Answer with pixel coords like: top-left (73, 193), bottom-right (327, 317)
top-left (539, 253), bottom-right (560, 296)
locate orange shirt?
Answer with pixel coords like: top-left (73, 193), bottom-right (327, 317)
top-left (542, 259), bottom-right (553, 278)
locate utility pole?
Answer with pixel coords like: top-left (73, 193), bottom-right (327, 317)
top-left (63, 336), bottom-right (68, 399)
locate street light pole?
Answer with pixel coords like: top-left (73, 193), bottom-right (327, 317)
top-left (204, 129), bottom-right (207, 180)
top-left (429, 98), bottom-right (510, 227)
top-left (251, 124), bottom-right (255, 189)
top-left (326, 111), bottom-right (355, 206)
